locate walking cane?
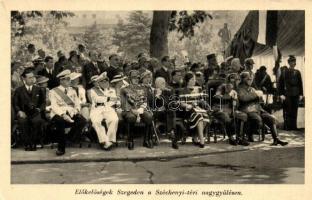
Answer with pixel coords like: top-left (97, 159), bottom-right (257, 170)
top-left (152, 121), bottom-right (160, 144)
top-left (232, 99), bottom-right (237, 141)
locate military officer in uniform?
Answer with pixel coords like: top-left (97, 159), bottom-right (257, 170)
top-left (89, 72), bottom-right (119, 150)
top-left (279, 55), bottom-right (304, 130)
top-left (49, 70), bottom-right (87, 156)
top-left (237, 72), bottom-right (288, 146)
top-left (120, 70), bottom-right (154, 150)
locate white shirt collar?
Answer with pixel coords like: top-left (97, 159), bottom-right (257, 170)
top-left (58, 85), bottom-right (66, 92)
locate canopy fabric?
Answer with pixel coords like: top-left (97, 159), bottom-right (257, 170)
top-left (227, 10), bottom-right (304, 61)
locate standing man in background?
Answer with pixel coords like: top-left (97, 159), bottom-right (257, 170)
top-left (279, 55), bottom-right (304, 130)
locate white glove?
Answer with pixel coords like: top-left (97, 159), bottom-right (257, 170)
top-left (229, 90), bottom-right (238, 99)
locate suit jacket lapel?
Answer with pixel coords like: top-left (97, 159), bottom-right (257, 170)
top-left (22, 85), bottom-right (33, 102)
top-left (31, 86), bottom-right (38, 101)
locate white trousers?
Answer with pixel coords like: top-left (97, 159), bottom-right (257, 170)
top-left (90, 107), bottom-right (119, 144)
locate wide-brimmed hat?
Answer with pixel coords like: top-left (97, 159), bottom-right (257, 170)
top-left (225, 56), bottom-right (234, 63)
top-left (140, 70), bottom-right (152, 80)
top-left (129, 70), bottom-right (140, 78)
top-left (110, 74), bottom-right (126, 83)
top-left (32, 56), bottom-right (44, 65)
top-left (36, 76), bottom-right (49, 84)
top-left (70, 72), bottom-right (82, 81)
top-left (226, 73), bottom-right (238, 82)
top-left (91, 72), bottom-right (109, 83)
top-left (56, 69), bottom-right (71, 79)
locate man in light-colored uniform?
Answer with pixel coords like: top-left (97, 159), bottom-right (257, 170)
top-left (89, 72), bottom-right (119, 150)
top-left (49, 69), bottom-right (87, 156)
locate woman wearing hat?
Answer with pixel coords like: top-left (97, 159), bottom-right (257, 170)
top-left (68, 50), bottom-right (83, 73)
top-left (70, 72), bottom-right (90, 121)
top-left (110, 73), bottom-right (128, 139)
top-left (177, 73), bottom-right (210, 148)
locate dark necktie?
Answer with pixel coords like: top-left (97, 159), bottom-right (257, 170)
top-left (64, 88), bottom-right (68, 95)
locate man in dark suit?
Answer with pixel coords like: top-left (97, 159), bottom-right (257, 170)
top-left (169, 69), bottom-right (183, 89)
top-left (106, 54), bottom-right (123, 81)
top-left (204, 53), bottom-right (219, 83)
top-left (279, 55), bottom-right (304, 130)
top-left (37, 56), bottom-right (59, 89)
top-left (83, 50), bottom-right (106, 89)
top-left (155, 56), bottom-right (171, 83)
top-left (13, 67), bottom-right (46, 151)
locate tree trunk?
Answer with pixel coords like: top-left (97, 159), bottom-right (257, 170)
top-left (150, 11), bottom-right (171, 59)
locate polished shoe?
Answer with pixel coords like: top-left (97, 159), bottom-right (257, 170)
top-left (261, 130), bottom-right (266, 141)
top-left (273, 139), bottom-right (288, 146)
top-left (104, 145), bottom-right (113, 151)
top-left (24, 145), bottom-right (31, 151)
top-left (181, 137), bottom-right (186, 145)
top-left (271, 140), bottom-right (278, 146)
top-left (229, 138), bottom-right (237, 146)
top-left (199, 143), bottom-right (205, 148)
top-left (172, 141), bottom-right (179, 149)
top-left (148, 140), bottom-right (154, 149)
top-left (248, 136), bottom-right (254, 142)
top-left (127, 141), bottom-right (134, 150)
top-left (99, 143), bottom-right (106, 150)
top-left (143, 141), bottom-right (153, 149)
top-left (192, 138), bottom-right (200, 146)
top-left (56, 149), bottom-right (65, 156)
top-left (30, 145), bottom-right (37, 151)
top-left (237, 139), bottom-right (250, 146)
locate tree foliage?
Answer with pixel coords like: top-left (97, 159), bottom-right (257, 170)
top-left (11, 11), bottom-right (74, 36)
top-left (112, 11), bottom-right (151, 60)
top-left (169, 11), bottom-right (212, 40)
top-left (11, 11), bottom-right (75, 61)
top-left (168, 19), bottom-right (222, 65)
top-left (82, 22), bottom-right (118, 58)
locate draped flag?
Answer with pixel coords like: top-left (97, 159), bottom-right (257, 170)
top-left (228, 10), bottom-right (279, 64)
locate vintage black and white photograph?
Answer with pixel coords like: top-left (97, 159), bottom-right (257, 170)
top-left (10, 10), bottom-right (305, 184)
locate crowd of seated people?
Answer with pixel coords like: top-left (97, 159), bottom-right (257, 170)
top-left (11, 43), bottom-right (292, 156)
